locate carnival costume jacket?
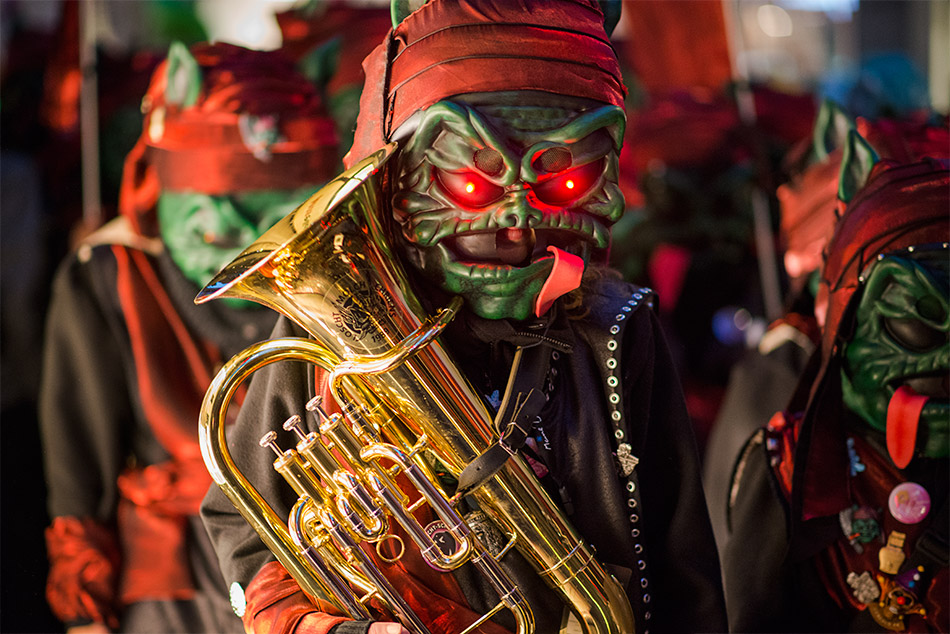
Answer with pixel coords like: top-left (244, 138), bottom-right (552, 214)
top-left (40, 223), bottom-right (275, 632)
top-left (723, 158), bottom-right (949, 633)
top-left (201, 274), bottom-right (727, 634)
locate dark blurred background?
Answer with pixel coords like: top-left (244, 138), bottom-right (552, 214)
top-left (1, 1), bottom-right (946, 631)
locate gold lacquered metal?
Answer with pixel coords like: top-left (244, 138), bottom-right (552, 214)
top-left (197, 144), bottom-right (634, 634)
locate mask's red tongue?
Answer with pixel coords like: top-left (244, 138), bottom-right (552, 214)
top-left (886, 385), bottom-right (929, 469)
top-left (534, 246), bottom-right (584, 317)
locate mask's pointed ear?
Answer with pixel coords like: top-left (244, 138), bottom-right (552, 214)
top-left (298, 36), bottom-right (341, 92)
top-left (813, 99), bottom-right (854, 162)
top-left (391, 0), bottom-right (429, 28)
top-left (838, 129), bottom-right (879, 204)
top-left (164, 41), bottom-right (202, 108)
top-left (598, 0), bottom-right (622, 37)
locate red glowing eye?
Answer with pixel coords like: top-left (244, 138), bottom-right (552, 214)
top-left (533, 160), bottom-right (604, 206)
top-left (436, 169), bottom-right (506, 207)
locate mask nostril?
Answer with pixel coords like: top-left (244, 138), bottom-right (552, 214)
top-left (496, 193), bottom-right (543, 229)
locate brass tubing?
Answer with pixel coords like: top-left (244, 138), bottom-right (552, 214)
top-left (198, 337), bottom-right (347, 609)
top-left (464, 542), bottom-right (534, 634)
top-left (361, 444), bottom-right (473, 571)
top-left (319, 508), bottom-right (434, 634)
top-left (289, 498), bottom-right (371, 620)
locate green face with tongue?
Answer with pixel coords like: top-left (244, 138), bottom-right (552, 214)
top-left (840, 251), bottom-right (950, 466)
top-left (158, 188), bottom-right (317, 290)
top-left (389, 92), bottom-right (625, 321)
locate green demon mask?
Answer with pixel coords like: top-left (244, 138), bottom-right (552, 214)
top-left (841, 249), bottom-right (950, 460)
top-left (390, 92), bottom-right (625, 320)
top-left (147, 41), bottom-right (338, 305)
top-left (158, 186), bottom-right (316, 292)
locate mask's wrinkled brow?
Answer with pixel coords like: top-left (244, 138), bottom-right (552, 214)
top-left (411, 101), bottom-right (622, 187)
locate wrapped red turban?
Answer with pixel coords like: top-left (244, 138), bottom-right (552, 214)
top-left (345, 0), bottom-right (626, 167)
top-left (120, 42), bottom-right (340, 236)
top-left (817, 158), bottom-right (950, 367)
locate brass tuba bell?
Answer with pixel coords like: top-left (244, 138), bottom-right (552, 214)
top-left (196, 143), bottom-right (634, 634)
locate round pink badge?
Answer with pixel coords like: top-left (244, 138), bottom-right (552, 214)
top-left (888, 482), bottom-right (931, 524)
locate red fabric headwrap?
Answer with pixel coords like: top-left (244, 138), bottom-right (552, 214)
top-left (817, 158), bottom-right (950, 367)
top-left (346, 0), bottom-right (626, 167)
top-left (119, 42), bottom-right (339, 237)
top-left (792, 158), bottom-right (949, 521)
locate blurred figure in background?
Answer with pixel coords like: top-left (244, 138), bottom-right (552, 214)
top-left (609, 84), bottom-right (817, 451)
top-left (723, 125), bottom-right (949, 632)
top-left (2, 4), bottom-right (207, 631)
top-left (703, 100), bottom-right (950, 556)
top-left (39, 41), bottom-right (339, 633)
top-left (274, 0), bottom-right (393, 158)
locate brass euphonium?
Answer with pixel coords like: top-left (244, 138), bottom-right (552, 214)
top-left (196, 143), bottom-right (635, 634)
